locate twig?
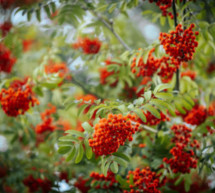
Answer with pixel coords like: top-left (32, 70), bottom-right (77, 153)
top-left (90, 10), bottom-right (132, 51)
top-left (71, 77), bottom-right (104, 100)
top-left (172, 0), bottom-right (180, 92)
top-left (131, 121), bottom-right (157, 133)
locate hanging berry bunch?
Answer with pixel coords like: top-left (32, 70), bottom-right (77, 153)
top-left (72, 37), bottom-right (102, 54)
top-left (88, 114), bottom-right (139, 156)
top-left (0, 43), bottom-right (16, 73)
top-left (163, 124), bottom-right (199, 173)
top-left (159, 24), bottom-right (199, 63)
top-left (124, 167), bottom-right (166, 193)
top-left (0, 78), bottom-right (39, 117)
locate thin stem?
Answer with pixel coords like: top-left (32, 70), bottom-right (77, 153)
top-left (131, 121), bottom-right (157, 133)
top-left (71, 77), bottom-right (104, 100)
top-left (90, 10), bottom-right (131, 51)
top-left (172, 0), bottom-right (180, 92)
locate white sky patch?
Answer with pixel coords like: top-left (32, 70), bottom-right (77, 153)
top-left (143, 24), bottom-right (160, 41)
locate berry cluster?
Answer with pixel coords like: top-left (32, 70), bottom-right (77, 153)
top-left (88, 114), bottom-right (139, 156)
top-left (159, 24), bottom-right (199, 63)
top-left (72, 37), bottom-right (101, 54)
top-left (0, 21), bottom-right (12, 37)
top-left (0, 0), bottom-right (15, 9)
top-left (137, 111), bottom-right (169, 126)
top-left (0, 43), bottom-right (16, 73)
top-left (163, 124), bottom-right (198, 173)
top-left (35, 104), bottom-right (56, 134)
top-left (100, 59), bottom-right (121, 87)
top-left (131, 48), bottom-right (179, 83)
top-left (45, 61), bottom-right (70, 80)
top-left (184, 105), bottom-right (207, 126)
top-left (181, 70), bottom-right (197, 80)
top-left (148, 0), bottom-right (173, 18)
top-left (131, 48), bottom-right (159, 77)
top-left (124, 167), bottom-right (166, 193)
top-left (90, 171), bottom-right (118, 190)
top-left (0, 78), bottom-right (39, 117)
top-left (74, 176), bottom-right (90, 193)
top-left (23, 175), bottom-right (52, 193)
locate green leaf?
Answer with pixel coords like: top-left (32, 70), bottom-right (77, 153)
top-left (110, 161), bottom-right (118, 173)
top-left (66, 146), bottom-right (76, 162)
top-left (113, 156), bottom-right (128, 167)
top-left (104, 161), bottom-right (111, 176)
top-left (44, 5), bottom-right (51, 17)
top-left (154, 84), bottom-right (172, 93)
top-left (75, 143), bottom-right (84, 164)
top-left (65, 130), bottom-right (85, 138)
top-left (144, 91), bottom-right (152, 101)
top-left (154, 92), bottom-right (173, 100)
top-left (160, 16), bottom-right (166, 26)
top-left (82, 122), bottom-right (93, 132)
top-left (133, 108), bottom-right (146, 123)
top-left (142, 104), bottom-right (161, 119)
top-left (36, 9), bottom-right (41, 22)
top-left (84, 139), bottom-right (93, 159)
top-left (58, 146), bottom-right (71, 154)
top-left (27, 10), bottom-right (33, 21)
top-left (50, 2), bottom-right (56, 14)
top-left (78, 104), bottom-right (89, 117)
top-left (112, 152), bottom-right (130, 162)
top-left (58, 135), bottom-right (79, 142)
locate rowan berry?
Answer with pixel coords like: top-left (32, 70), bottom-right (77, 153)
top-left (35, 104), bottom-right (56, 134)
top-left (159, 24), bottom-right (199, 63)
top-left (0, 78), bottom-right (39, 117)
top-left (124, 167), bottom-right (166, 193)
top-left (0, 21), bottom-right (12, 37)
top-left (163, 124), bottom-right (199, 173)
top-left (72, 37), bottom-right (101, 54)
top-left (89, 114), bottom-right (139, 156)
top-left (0, 43), bottom-right (16, 73)
top-left (181, 70), bottom-right (197, 80)
top-left (89, 171), bottom-right (118, 190)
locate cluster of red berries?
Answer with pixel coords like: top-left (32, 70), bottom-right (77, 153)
top-left (0, 0), bottom-right (15, 9)
top-left (131, 48), bottom-right (159, 77)
top-left (124, 167), bottom-right (166, 193)
top-left (90, 171), bottom-right (118, 189)
top-left (89, 114), bottom-right (139, 156)
top-left (100, 59), bottom-right (121, 87)
top-left (181, 70), bottom-right (197, 80)
top-left (159, 24), bottom-right (199, 63)
top-left (74, 176), bottom-right (90, 193)
top-left (148, 0), bottom-right (173, 18)
top-left (131, 48), bottom-right (179, 83)
top-left (0, 21), bottom-right (12, 37)
top-left (0, 78), bottom-right (39, 117)
top-left (23, 175), bottom-right (52, 193)
top-left (35, 104), bottom-right (56, 134)
top-left (163, 124), bottom-right (198, 173)
top-left (183, 104), bottom-right (207, 126)
top-left (45, 61), bottom-right (70, 80)
top-left (0, 43), bottom-right (16, 73)
top-left (72, 37), bottom-right (101, 54)
top-left (137, 111), bottom-right (169, 126)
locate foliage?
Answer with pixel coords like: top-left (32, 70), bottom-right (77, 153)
top-left (0, 0), bottom-right (215, 193)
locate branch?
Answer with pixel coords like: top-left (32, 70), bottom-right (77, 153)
top-left (172, 0), bottom-right (180, 92)
top-left (131, 121), bottom-right (157, 133)
top-left (71, 77), bottom-right (104, 100)
top-left (90, 10), bottom-right (132, 51)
